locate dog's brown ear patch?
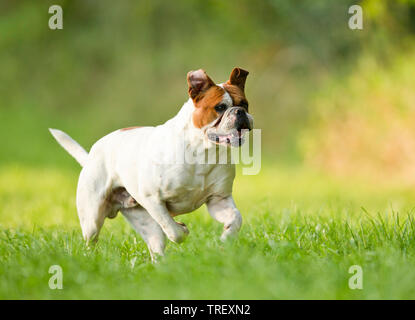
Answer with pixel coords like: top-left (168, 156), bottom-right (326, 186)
top-left (224, 67), bottom-right (249, 111)
top-left (192, 86), bottom-right (225, 128)
top-left (222, 83), bottom-right (249, 111)
top-left (227, 67), bottom-right (249, 92)
top-left (187, 69), bottom-right (225, 128)
top-left (187, 69), bottom-right (216, 100)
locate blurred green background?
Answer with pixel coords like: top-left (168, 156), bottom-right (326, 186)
top-left (2, 0), bottom-right (415, 299)
top-left (1, 0), bottom-right (414, 175)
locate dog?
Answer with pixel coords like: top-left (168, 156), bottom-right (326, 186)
top-left (49, 67), bottom-right (253, 261)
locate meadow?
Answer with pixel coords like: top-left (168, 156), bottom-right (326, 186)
top-left (2, 162), bottom-right (415, 299)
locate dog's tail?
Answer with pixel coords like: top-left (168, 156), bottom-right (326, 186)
top-left (49, 128), bottom-right (88, 167)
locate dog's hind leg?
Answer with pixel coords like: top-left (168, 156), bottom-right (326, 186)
top-left (77, 196), bottom-right (108, 245)
top-left (121, 207), bottom-right (166, 262)
top-left (76, 165), bottom-right (111, 245)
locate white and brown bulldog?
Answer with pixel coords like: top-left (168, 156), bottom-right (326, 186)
top-left (50, 67), bottom-right (253, 261)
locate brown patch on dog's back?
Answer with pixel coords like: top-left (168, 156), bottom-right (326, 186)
top-left (192, 86), bottom-right (225, 128)
top-left (120, 126), bottom-right (142, 131)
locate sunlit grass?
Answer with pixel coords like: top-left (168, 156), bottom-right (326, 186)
top-left (1, 164), bottom-right (415, 299)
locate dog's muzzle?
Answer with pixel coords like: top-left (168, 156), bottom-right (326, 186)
top-left (207, 107), bottom-right (253, 147)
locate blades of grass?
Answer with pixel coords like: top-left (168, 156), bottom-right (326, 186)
top-left (345, 220), bottom-right (360, 251)
top-left (362, 207), bottom-right (382, 244)
top-left (377, 211), bottom-right (391, 241)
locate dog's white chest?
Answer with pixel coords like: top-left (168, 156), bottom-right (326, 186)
top-left (159, 164), bottom-right (234, 215)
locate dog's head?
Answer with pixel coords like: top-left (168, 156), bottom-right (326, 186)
top-left (187, 67), bottom-right (253, 147)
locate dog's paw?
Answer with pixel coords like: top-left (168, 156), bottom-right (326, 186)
top-left (168, 221), bottom-right (189, 243)
top-left (176, 221), bottom-right (189, 234)
top-left (220, 224), bottom-right (238, 242)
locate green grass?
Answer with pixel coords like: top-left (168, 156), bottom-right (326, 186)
top-left (1, 164), bottom-right (415, 299)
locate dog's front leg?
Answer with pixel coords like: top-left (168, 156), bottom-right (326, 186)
top-left (207, 196), bottom-right (242, 241)
top-left (141, 197), bottom-right (189, 244)
top-left (121, 207), bottom-right (166, 263)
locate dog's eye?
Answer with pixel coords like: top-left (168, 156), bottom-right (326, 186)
top-left (214, 104), bottom-right (227, 112)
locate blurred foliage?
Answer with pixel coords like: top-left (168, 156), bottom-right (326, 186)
top-left (0, 0), bottom-right (414, 175)
top-left (300, 0), bottom-right (415, 183)
top-left (300, 46), bottom-right (415, 184)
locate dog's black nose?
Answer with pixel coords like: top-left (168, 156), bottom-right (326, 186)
top-left (236, 123), bottom-right (250, 131)
top-left (234, 107), bottom-right (251, 131)
top-left (236, 119), bottom-right (251, 131)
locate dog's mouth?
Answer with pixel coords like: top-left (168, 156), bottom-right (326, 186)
top-left (205, 108), bottom-right (253, 147)
top-left (207, 129), bottom-right (247, 147)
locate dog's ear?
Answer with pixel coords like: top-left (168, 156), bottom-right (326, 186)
top-left (187, 69), bottom-right (216, 100)
top-left (227, 67), bottom-right (249, 91)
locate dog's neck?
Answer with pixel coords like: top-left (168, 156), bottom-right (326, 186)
top-left (165, 98), bottom-right (212, 149)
